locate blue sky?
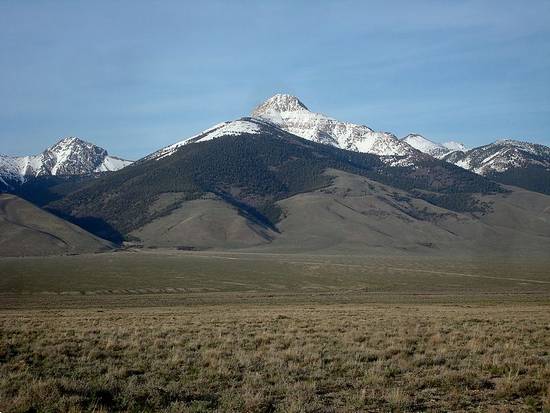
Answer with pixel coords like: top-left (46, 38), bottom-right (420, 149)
top-left (1, 0), bottom-right (549, 159)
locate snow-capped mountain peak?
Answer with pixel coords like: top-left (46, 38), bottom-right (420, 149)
top-left (53, 136), bottom-right (86, 147)
top-left (251, 94), bottom-right (418, 157)
top-left (401, 134), bottom-right (468, 159)
top-left (442, 138), bottom-right (550, 175)
top-left (43, 137), bottom-right (108, 176)
top-left (253, 93), bottom-right (309, 114)
top-left (0, 137), bottom-right (132, 187)
top-left (149, 94), bottom-right (435, 164)
top-left (401, 134), bottom-right (450, 158)
top-left (442, 141), bottom-right (467, 152)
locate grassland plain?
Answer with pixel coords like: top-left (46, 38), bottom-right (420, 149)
top-left (2, 250), bottom-right (550, 298)
top-left (2, 304), bottom-right (550, 412)
top-left (1, 251), bottom-right (550, 412)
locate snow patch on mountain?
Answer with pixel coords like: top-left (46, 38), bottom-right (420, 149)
top-left (96, 156), bottom-right (133, 172)
top-left (193, 120), bottom-right (263, 143)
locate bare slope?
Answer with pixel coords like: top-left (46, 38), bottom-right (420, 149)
top-left (130, 195), bottom-right (276, 248)
top-left (0, 194), bottom-right (112, 256)
top-left (256, 170), bottom-right (550, 256)
top-left (120, 169), bottom-right (550, 256)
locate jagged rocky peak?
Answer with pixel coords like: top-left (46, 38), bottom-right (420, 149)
top-left (41, 136), bottom-right (110, 176)
top-left (48, 136), bottom-right (108, 160)
top-left (0, 136), bottom-right (132, 186)
top-left (55, 136), bottom-right (89, 145)
top-left (50, 136), bottom-right (104, 153)
top-left (441, 138), bottom-right (550, 175)
top-left (249, 93), bottom-right (418, 158)
top-left (253, 94), bottom-right (309, 116)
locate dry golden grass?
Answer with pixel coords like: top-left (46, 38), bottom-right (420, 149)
top-left (2, 304), bottom-right (550, 412)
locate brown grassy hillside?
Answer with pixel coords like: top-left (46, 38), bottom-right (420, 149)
top-left (0, 194), bottom-right (112, 257)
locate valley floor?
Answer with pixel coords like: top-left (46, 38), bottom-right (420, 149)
top-left (1, 251), bottom-right (550, 412)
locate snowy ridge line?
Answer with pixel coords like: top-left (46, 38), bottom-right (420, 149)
top-left (251, 94), bottom-right (418, 157)
top-left (146, 117), bottom-right (285, 161)
top-left (402, 134), bottom-right (455, 159)
top-left (442, 139), bottom-right (550, 175)
top-left (144, 122), bottom-right (231, 161)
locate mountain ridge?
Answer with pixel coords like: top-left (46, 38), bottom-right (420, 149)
top-left (442, 139), bottom-right (550, 174)
top-left (401, 134), bottom-right (452, 158)
top-left (2, 98), bottom-right (549, 256)
top-left (441, 139), bottom-right (550, 194)
top-left (251, 94), bottom-right (420, 158)
top-left (2, 93), bottom-right (549, 257)
top-left (46, 118), bottom-right (505, 246)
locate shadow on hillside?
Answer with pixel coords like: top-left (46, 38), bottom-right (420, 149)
top-left (46, 210), bottom-right (124, 244)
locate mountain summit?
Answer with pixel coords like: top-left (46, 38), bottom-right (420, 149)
top-left (401, 134), bottom-right (468, 158)
top-left (253, 93), bottom-right (309, 114)
top-left (251, 94), bottom-right (418, 157)
top-left (0, 137), bottom-right (132, 188)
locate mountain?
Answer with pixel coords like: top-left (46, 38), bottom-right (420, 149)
top-left (442, 139), bottom-right (550, 174)
top-left (442, 139), bottom-right (550, 194)
top-left (0, 193), bottom-right (112, 256)
top-left (442, 141), bottom-right (467, 152)
top-left (42, 117), bottom-right (550, 257)
top-left (0, 137), bottom-right (132, 189)
top-left (5, 94), bottom-right (549, 256)
top-left (0, 155), bottom-right (22, 188)
top-left (401, 134), bottom-right (451, 158)
top-left (399, 131), bottom-right (550, 196)
top-left (251, 94), bottom-right (419, 158)
top-left (401, 134), bottom-right (468, 158)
